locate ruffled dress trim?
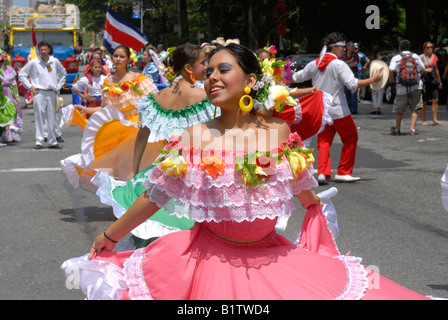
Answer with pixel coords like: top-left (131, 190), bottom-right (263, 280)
top-left (60, 75), bottom-right (160, 190)
top-left (0, 96), bottom-right (17, 127)
top-left (60, 205), bottom-right (371, 300)
top-left (61, 174), bottom-right (431, 300)
top-left (60, 106), bottom-right (138, 189)
top-left (92, 169), bottom-right (186, 240)
top-left (136, 94), bottom-right (219, 142)
top-left (142, 132), bottom-right (317, 224)
top-left (102, 75), bottom-right (158, 110)
top-left (442, 163), bottom-right (448, 213)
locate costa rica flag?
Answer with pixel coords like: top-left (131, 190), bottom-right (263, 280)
top-left (103, 6), bottom-right (148, 54)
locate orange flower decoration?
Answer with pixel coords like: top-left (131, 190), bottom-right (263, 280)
top-left (200, 155), bottom-right (225, 178)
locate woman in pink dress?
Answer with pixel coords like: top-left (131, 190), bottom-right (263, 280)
top-left (61, 44), bottom-right (430, 300)
top-left (0, 52), bottom-right (22, 142)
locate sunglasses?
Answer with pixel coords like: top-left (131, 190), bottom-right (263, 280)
top-left (426, 46), bottom-right (433, 49)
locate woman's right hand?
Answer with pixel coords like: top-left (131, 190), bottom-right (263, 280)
top-left (88, 232), bottom-right (116, 260)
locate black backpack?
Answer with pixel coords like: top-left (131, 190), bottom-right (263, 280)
top-left (397, 53), bottom-right (420, 87)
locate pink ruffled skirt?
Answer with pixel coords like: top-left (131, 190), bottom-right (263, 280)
top-left (61, 206), bottom-right (430, 300)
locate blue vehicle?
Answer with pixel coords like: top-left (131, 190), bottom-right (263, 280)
top-left (8, 4), bottom-right (82, 87)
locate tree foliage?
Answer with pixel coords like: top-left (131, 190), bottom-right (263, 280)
top-left (67, 0), bottom-right (448, 54)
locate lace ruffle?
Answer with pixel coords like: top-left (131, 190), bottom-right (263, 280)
top-left (123, 249), bottom-right (153, 300)
top-left (136, 95), bottom-right (219, 142)
top-left (142, 133), bottom-right (317, 223)
top-left (92, 170), bottom-right (184, 239)
top-left (335, 255), bottom-right (369, 300)
top-left (442, 163), bottom-right (448, 212)
top-left (102, 76), bottom-right (158, 110)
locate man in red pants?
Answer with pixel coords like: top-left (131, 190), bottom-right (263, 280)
top-left (292, 32), bottom-right (383, 185)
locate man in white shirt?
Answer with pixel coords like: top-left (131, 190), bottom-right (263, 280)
top-left (293, 32), bottom-right (382, 185)
top-left (388, 39), bottom-right (426, 136)
top-left (19, 41), bottom-right (67, 149)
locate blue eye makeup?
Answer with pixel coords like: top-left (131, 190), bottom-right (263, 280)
top-left (206, 64), bottom-right (232, 78)
top-left (205, 68), bottom-right (213, 78)
top-left (219, 64), bottom-right (232, 72)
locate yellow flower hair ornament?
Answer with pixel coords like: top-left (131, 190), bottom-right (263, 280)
top-left (253, 58), bottom-right (296, 114)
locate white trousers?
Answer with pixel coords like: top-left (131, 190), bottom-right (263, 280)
top-left (371, 88), bottom-right (384, 109)
top-left (33, 91), bottom-right (57, 146)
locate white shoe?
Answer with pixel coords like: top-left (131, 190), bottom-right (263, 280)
top-left (334, 174), bottom-right (360, 182)
top-left (317, 174), bottom-right (328, 185)
top-left (0, 142), bottom-right (6, 147)
top-left (9, 125), bottom-right (22, 133)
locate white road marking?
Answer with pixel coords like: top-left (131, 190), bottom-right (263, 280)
top-left (0, 167), bottom-right (61, 173)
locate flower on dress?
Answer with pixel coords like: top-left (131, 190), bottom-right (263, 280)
top-left (288, 151), bottom-right (315, 178)
top-left (108, 85), bottom-right (123, 97)
top-left (154, 147), bottom-right (188, 177)
top-left (255, 155), bottom-right (278, 176)
top-left (160, 155), bottom-right (188, 176)
top-left (120, 82), bottom-right (130, 91)
top-left (278, 144), bottom-right (315, 178)
top-left (200, 155), bottom-right (226, 178)
top-left (235, 151), bottom-right (278, 188)
top-left (102, 74), bottom-right (147, 98)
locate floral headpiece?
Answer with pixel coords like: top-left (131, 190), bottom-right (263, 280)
top-left (158, 47), bottom-right (178, 84)
top-left (253, 46), bottom-right (296, 114)
top-left (129, 48), bottom-right (138, 67)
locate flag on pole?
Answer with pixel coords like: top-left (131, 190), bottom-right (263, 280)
top-left (29, 25), bottom-right (38, 59)
top-left (103, 6), bottom-right (148, 54)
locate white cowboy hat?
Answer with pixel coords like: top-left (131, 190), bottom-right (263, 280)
top-left (369, 60), bottom-right (389, 90)
top-left (55, 96), bottom-right (64, 112)
top-left (211, 37), bottom-right (225, 46)
top-left (224, 38), bottom-right (240, 46)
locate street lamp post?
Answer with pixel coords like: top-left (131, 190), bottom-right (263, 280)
top-left (140, 8), bottom-right (152, 37)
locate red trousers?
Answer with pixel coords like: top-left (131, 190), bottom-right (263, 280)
top-left (317, 115), bottom-right (358, 178)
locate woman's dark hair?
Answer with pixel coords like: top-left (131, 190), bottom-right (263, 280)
top-left (208, 43), bottom-right (262, 79)
top-left (113, 45), bottom-right (131, 58)
top-left (168, 44), bottom-right (203, 75)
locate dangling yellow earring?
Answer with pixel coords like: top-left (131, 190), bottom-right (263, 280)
top-left (187, 70), bottom-right (196, 84)
top-left (239, 87), bottom-right (253, 113)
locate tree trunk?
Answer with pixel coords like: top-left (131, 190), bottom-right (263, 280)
top-left (405, 0), bottom-right (429, 50)
top-left (247, 1), bottom-right (258, 50)
top-left (178, 0), bottom-right (189, 42)
top-left (207, 0), bottom-right (217, 41)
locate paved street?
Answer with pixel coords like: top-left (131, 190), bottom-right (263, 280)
top-left (0, 93), bottom-right (447, 300)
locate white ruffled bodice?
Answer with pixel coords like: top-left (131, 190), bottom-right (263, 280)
top-left (136, 94), bottom-right (220, 143)
top-left (142, 133), bottom-right (318, 224)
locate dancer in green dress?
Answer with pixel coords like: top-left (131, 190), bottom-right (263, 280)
top-left (0, 70), bottom-right (18, 146)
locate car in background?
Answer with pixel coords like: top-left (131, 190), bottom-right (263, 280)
top-left (287, 53), bottom-right (319, 88)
